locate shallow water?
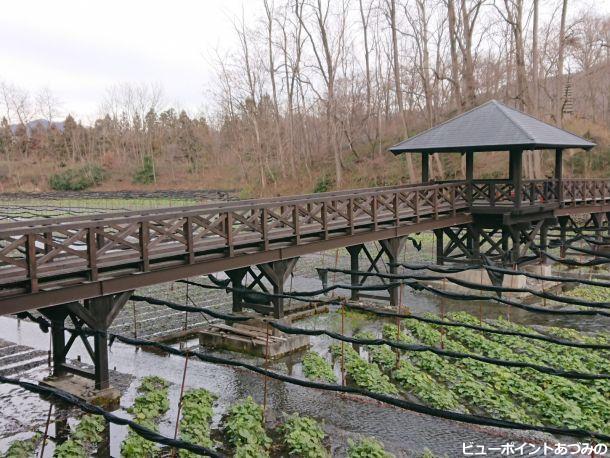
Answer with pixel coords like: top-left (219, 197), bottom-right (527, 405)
top-left (0, 256), bottom-right (607, 457)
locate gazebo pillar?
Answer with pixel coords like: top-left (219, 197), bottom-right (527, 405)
top-left (509, 149), bottom-right (523, 208)
top-left (465, 151), bottom-right (474, 203)
top-left (421, 152), bottom-right (430, 183)
top-left (555, 148), bottom-right (563, 204)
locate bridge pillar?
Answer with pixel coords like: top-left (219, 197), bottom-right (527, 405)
top-left (226, 268), bottom-right (248, 314)
top-left (379, 237), bottom-right (408, 307)
top-left (346, 245), bottom-right (364, 300)
top-left (40, 306), bottom-right (70, 379)
top-left (345, 238), bottom-right (407, 307)
top-left (226, 258), bottom-right (299, 319)
top-left (538, 222), bottom-right (549, 264)
top-left (39, 291), bottom-right (131, 407)
top-left (558, 217), bottom-right (568, 258)
top-left (591, 212), bottom-right (606, 242)
top-left (434, 229), bottom-right (444, 265)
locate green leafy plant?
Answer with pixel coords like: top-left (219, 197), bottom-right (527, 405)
top-left (133, 155), bottom-right (156, 184)
top-left (566, 285), bottom-right (610, 303)
top-left (401, 318), bottom-right (534, 424)
top-left (359, 326), bottom-right (463, 412)
top-left (281, 414), bottom-right (328, 457)
top-left (329, 344), bottom-right (398, 395)
top-left (313, 175), bottom-right (332, 193)
top-left (54, 439), bottom-right (84, 458)
top-left (396, 311), bottom-right (610, 433)
top-left (53, 415), bottom-right (105, 458)
top-left (178, 388), bottom-right (217, 457)
top-left (49, 164), bottom-right (105, 191)
top-left (302, 352), bottom-right (337, 383)
top-left (354, 331), bottom-right (397, 372)
top-left (393, 360), bottom-right (462, 411)
top-left (225, 396), bottom-right (271, 457)
top-left (71, 414), bottom-right (105, 444)
top-left (121, 376), bottom-right (170, 458)
top-left (5, 433), bottom-right (41, 458)
top-left (347, 437), bottom-right (393, 458)
top-left (120, 420), bottom-right (159, 458)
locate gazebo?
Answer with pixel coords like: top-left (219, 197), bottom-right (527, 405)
top-left (390, 100), bottom-right (595, 209)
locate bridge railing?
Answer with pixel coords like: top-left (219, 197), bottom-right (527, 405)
top-left (0, 182), bottom-right (470, 295)
top-left (562, 179), bottom-right (610, 206)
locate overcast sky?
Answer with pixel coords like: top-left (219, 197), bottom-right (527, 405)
top-left (2, 0), bottom-right (609, 123)
top-left (0, 0), bottom-right (258, 122)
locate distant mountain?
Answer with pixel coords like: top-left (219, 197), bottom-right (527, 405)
top-left (9, 119), bottom-right (65, 134)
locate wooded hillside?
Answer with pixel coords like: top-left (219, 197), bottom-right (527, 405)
top-left (1, 0), bottom-right (609, 197)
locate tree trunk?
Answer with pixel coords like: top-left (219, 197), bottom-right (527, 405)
top-left (389, 0), bottom-right (416, 182)
top-left (447, 0), bottom-right (463, 112)
top-left (556, 0), bottom-right (569, 126)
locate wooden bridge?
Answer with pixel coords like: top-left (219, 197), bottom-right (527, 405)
top-left (0, 100), bottom-right (604, 392)
top-left (1, 178), bottom-right (610, 316)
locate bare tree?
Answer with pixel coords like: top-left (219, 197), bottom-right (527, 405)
top-left (263, 0), bottom-right (286, 178)
top-left (386, 0), bottom-right (416, 182)
top-left (459, 0), bottom-right (484, 109)
top-left (446, 0), bottom-right (463, 112)
top-left (498, 0), bottom-right (531, 111)
top-left (35, 87), bottom-right (62, 123)
top-left (297, 0), bottom-right (349, 187)
top-left (555, 0), bottom-right (569, 126)
top-left (532, 0), bottom-right (540, 116)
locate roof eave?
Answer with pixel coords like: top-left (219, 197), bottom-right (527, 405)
top-left (389, 142), bottom-right (596, 154)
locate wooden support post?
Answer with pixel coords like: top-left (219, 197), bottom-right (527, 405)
top-left (510, 149), bottom-right (523, 208)
top-left (93, 325), bottom-right (110, 390)
top-left (226, 268), bottom-right (248, 313)
top-left (539, 223), bottom-right (548, 264)
top-left (56, 292), bottom-right (131, 391)
top-left (501, 229), bottom-right (510, 266)
top-left (555, 148), bottom-right (563, 205)
top-left (559, 217), bottom-right (568, 258)
top-left (40, 306), bottom-right (70, 379)
top-left (85, 293), bottom-right (131, 390)
top-left (380, 237), bottom-right (407, 307)
top-left (184, 216), bottom-right (195, 264)
top-left (346, 245), bottom-right (364, 301)
top-left (258, 258), bottom-right (299, 319)
top-left (469, 224), bottom-right (481, 261)
top-left (26, 233), bottom-right (38, 293)
top-left (592, 213), bottom-right (604, 242)
top-left (421, 152), bottom-right (430, 183)
top-left (87, 227), bottom-right (98, 281)
top-left (139, 221), bottom-right (149, 272)
top-left (434, 229), bottom-right (444, 265)
top-left (508, 226), bottom-right (521, 264)
top-left (465, 151), bottom-right (474, 204)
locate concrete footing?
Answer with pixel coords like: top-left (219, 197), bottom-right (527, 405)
top-left (40, 374), bottom-right (121, 411)
top-left (427, 266), bottom-right (562, 300)
top-left (198, 317), bottom-right (310, 359)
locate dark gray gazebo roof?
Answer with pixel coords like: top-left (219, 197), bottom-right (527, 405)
top-left (390, 100), bottom-right (596, 154)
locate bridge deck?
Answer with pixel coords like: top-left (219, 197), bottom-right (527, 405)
top-left (1, 179), bottom-right (609, 314)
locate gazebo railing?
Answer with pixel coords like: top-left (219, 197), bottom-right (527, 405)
top-left (522, 179), bottom-right (560, 204)
top-left (471, 178), bottom-right (610, 207)
top-left (471, 179), bottom-right (516, 206)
